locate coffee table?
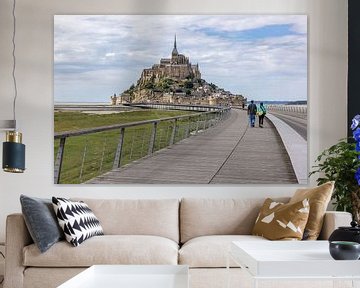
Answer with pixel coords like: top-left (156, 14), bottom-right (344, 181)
top-left (57, 265), bottom-right (188, 288)
top-left (228, 241), bottom-right (360, 288)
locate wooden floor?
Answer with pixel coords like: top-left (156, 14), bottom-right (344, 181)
top-left (88, 109), bottom-right (297, 184)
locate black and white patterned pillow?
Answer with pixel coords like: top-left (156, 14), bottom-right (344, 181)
top-left (52, 197), bottom-right (104, 247)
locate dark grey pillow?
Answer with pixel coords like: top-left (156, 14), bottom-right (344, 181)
top-left (20, 195), bottom-right (64, 253)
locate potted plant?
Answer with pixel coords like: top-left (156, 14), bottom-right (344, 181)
top-left (310, 115), bottom-right (360, 222)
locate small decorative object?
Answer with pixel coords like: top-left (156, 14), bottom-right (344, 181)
top-left (329, 241), bottom-right (360, 260)
top-left (329, 221), bottom-right (360, 244)
top-left (310, 114), bottom-right (360, 222)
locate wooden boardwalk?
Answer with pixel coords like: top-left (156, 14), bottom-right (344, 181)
top-left (88, 109), bottom-right (297, 184)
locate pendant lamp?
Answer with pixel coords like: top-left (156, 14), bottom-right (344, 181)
top-left (1, 0), bottom-right (25, 173)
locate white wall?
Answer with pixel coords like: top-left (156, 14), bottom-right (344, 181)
top-left (0, 0), bottom-right (348, 242)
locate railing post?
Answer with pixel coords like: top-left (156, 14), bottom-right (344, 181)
top-left (170, 119), bottom-right (177, 145)
top-left (185, 117), bottom-right (191, 138)
top-left (54, 137), bottom-right (66, 184)
top-left (195, 115), bottom-right (200, 134)
top-left (203, 114), bottom-right (207, 130)
top-left (113, 127), bottom-right (125, 169)
top-left (210, 113), bottom-right (215, 127)
top-left (148, 121), bottom-right (158, 155)
top-left (99, 138), bottom-right (107, 173)
top-left (79, 139), bottom-right (88, 183)
top-left (217, 111), bottom-right (221, 124)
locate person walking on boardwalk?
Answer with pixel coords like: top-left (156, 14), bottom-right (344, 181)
top-left (247, 100), bottom-right (257, 127)
top-left (258, 102), bottom-right (267, 128)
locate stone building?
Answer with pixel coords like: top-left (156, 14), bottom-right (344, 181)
top-left (139, 35), bottom-right (201, 85)
top-left (110, 35), bottom-right (245, 106)
top-left (110, 93), bottom-right (131, 105)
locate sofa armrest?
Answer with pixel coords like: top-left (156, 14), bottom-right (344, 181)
top-left (4, 214), bottom-right (33, 288)
top-left (318, 211), bottom-right (352, 240)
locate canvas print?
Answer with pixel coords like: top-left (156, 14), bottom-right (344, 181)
top-left (54, 15), bottom-right (307, 185)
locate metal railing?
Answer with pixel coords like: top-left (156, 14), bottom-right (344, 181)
top-left (267, 104), bottom-right (307, 114)
top-left (124, 103), bottom-right (227, 112)
top-left (54, 107), bottom-right (230, 184)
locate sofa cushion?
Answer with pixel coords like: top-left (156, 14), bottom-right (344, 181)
top-left (290, 181), bottom-right (334, 240)
top-left (23, 235), bottom-right (178, 267)
top-left (72, 199), bottom-right (179, 243)
top-left (180, 198), bottom-right (289, 243)
top-left (52, 197), bottom-right (104, 247)
top-left (179, 235), bottom-right (267, 268)
top-left (24, 268), bottom-right (86, 288)
top-left (252, 198), bottom-right (310, 240)
top-left (20, 195), bottom-right (64, 253)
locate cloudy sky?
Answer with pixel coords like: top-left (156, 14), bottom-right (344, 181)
top-left (54, 15), bottom-right (307, 103)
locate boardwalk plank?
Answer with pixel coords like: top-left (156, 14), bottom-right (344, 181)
top-left (87, 109), bottom-right (297, 184)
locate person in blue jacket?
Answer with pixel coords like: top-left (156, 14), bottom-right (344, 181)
top-left (247, 100), bottom-right (257, 127)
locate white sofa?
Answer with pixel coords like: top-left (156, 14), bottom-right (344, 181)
top-left (4, 198), bottom-right (352, 288)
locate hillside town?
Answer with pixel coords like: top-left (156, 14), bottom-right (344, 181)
top-left (111, 36), bottom-right (246, 106)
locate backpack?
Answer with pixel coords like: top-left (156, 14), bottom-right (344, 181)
top-left (260, 105), bottom-right (266, 114)
top-left (248, 103), bottom-right (257, 114)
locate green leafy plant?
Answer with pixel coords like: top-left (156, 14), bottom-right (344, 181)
top-left (310, 115), bottom-right (360, 222)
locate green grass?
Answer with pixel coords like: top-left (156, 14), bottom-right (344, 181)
top-left (54, 110), bottom-right (209, 184)
top-left (54, 110), bottom-right (195, 132)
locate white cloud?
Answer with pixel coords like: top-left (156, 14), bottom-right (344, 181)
top-left (105, 52), bottom-right (116, 57)
top-left (54, 15), bottom-right (307, 102)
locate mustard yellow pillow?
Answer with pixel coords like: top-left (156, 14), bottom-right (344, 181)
top-left (252, 198), bottom-right (310, 240)
top-left (289, 181), bottom-right (334, 240)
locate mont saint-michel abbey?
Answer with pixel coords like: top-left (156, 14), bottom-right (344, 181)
top-left (111, 36), bottom-right (245, 106)
top-left (140, 36), bottom-right (201, 84)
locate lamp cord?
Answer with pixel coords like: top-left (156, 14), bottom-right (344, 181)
top-left (12, 0), bottom-right (17, 130)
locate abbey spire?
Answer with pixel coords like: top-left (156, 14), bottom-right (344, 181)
top-left (172, 34), bottom-right (178, 57)
top-left (138, 35), bottom-right (201, 84)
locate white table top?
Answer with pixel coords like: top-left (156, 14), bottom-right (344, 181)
top-left (231, 241), bottom-right (360, 278)
top-left (58, 265), bottom-right (189, 288)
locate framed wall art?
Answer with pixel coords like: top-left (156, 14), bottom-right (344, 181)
top-left (54, 15), bottom-right (307, 185)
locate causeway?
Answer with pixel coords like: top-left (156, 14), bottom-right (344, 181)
top-left (88, 109), bottom-right (298, 184)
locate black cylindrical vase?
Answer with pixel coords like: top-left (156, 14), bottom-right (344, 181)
top-left (2, 131), bottom-right (25, 173)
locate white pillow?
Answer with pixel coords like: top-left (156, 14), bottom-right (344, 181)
top-left (52, 197), bottom-right (103, 246)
